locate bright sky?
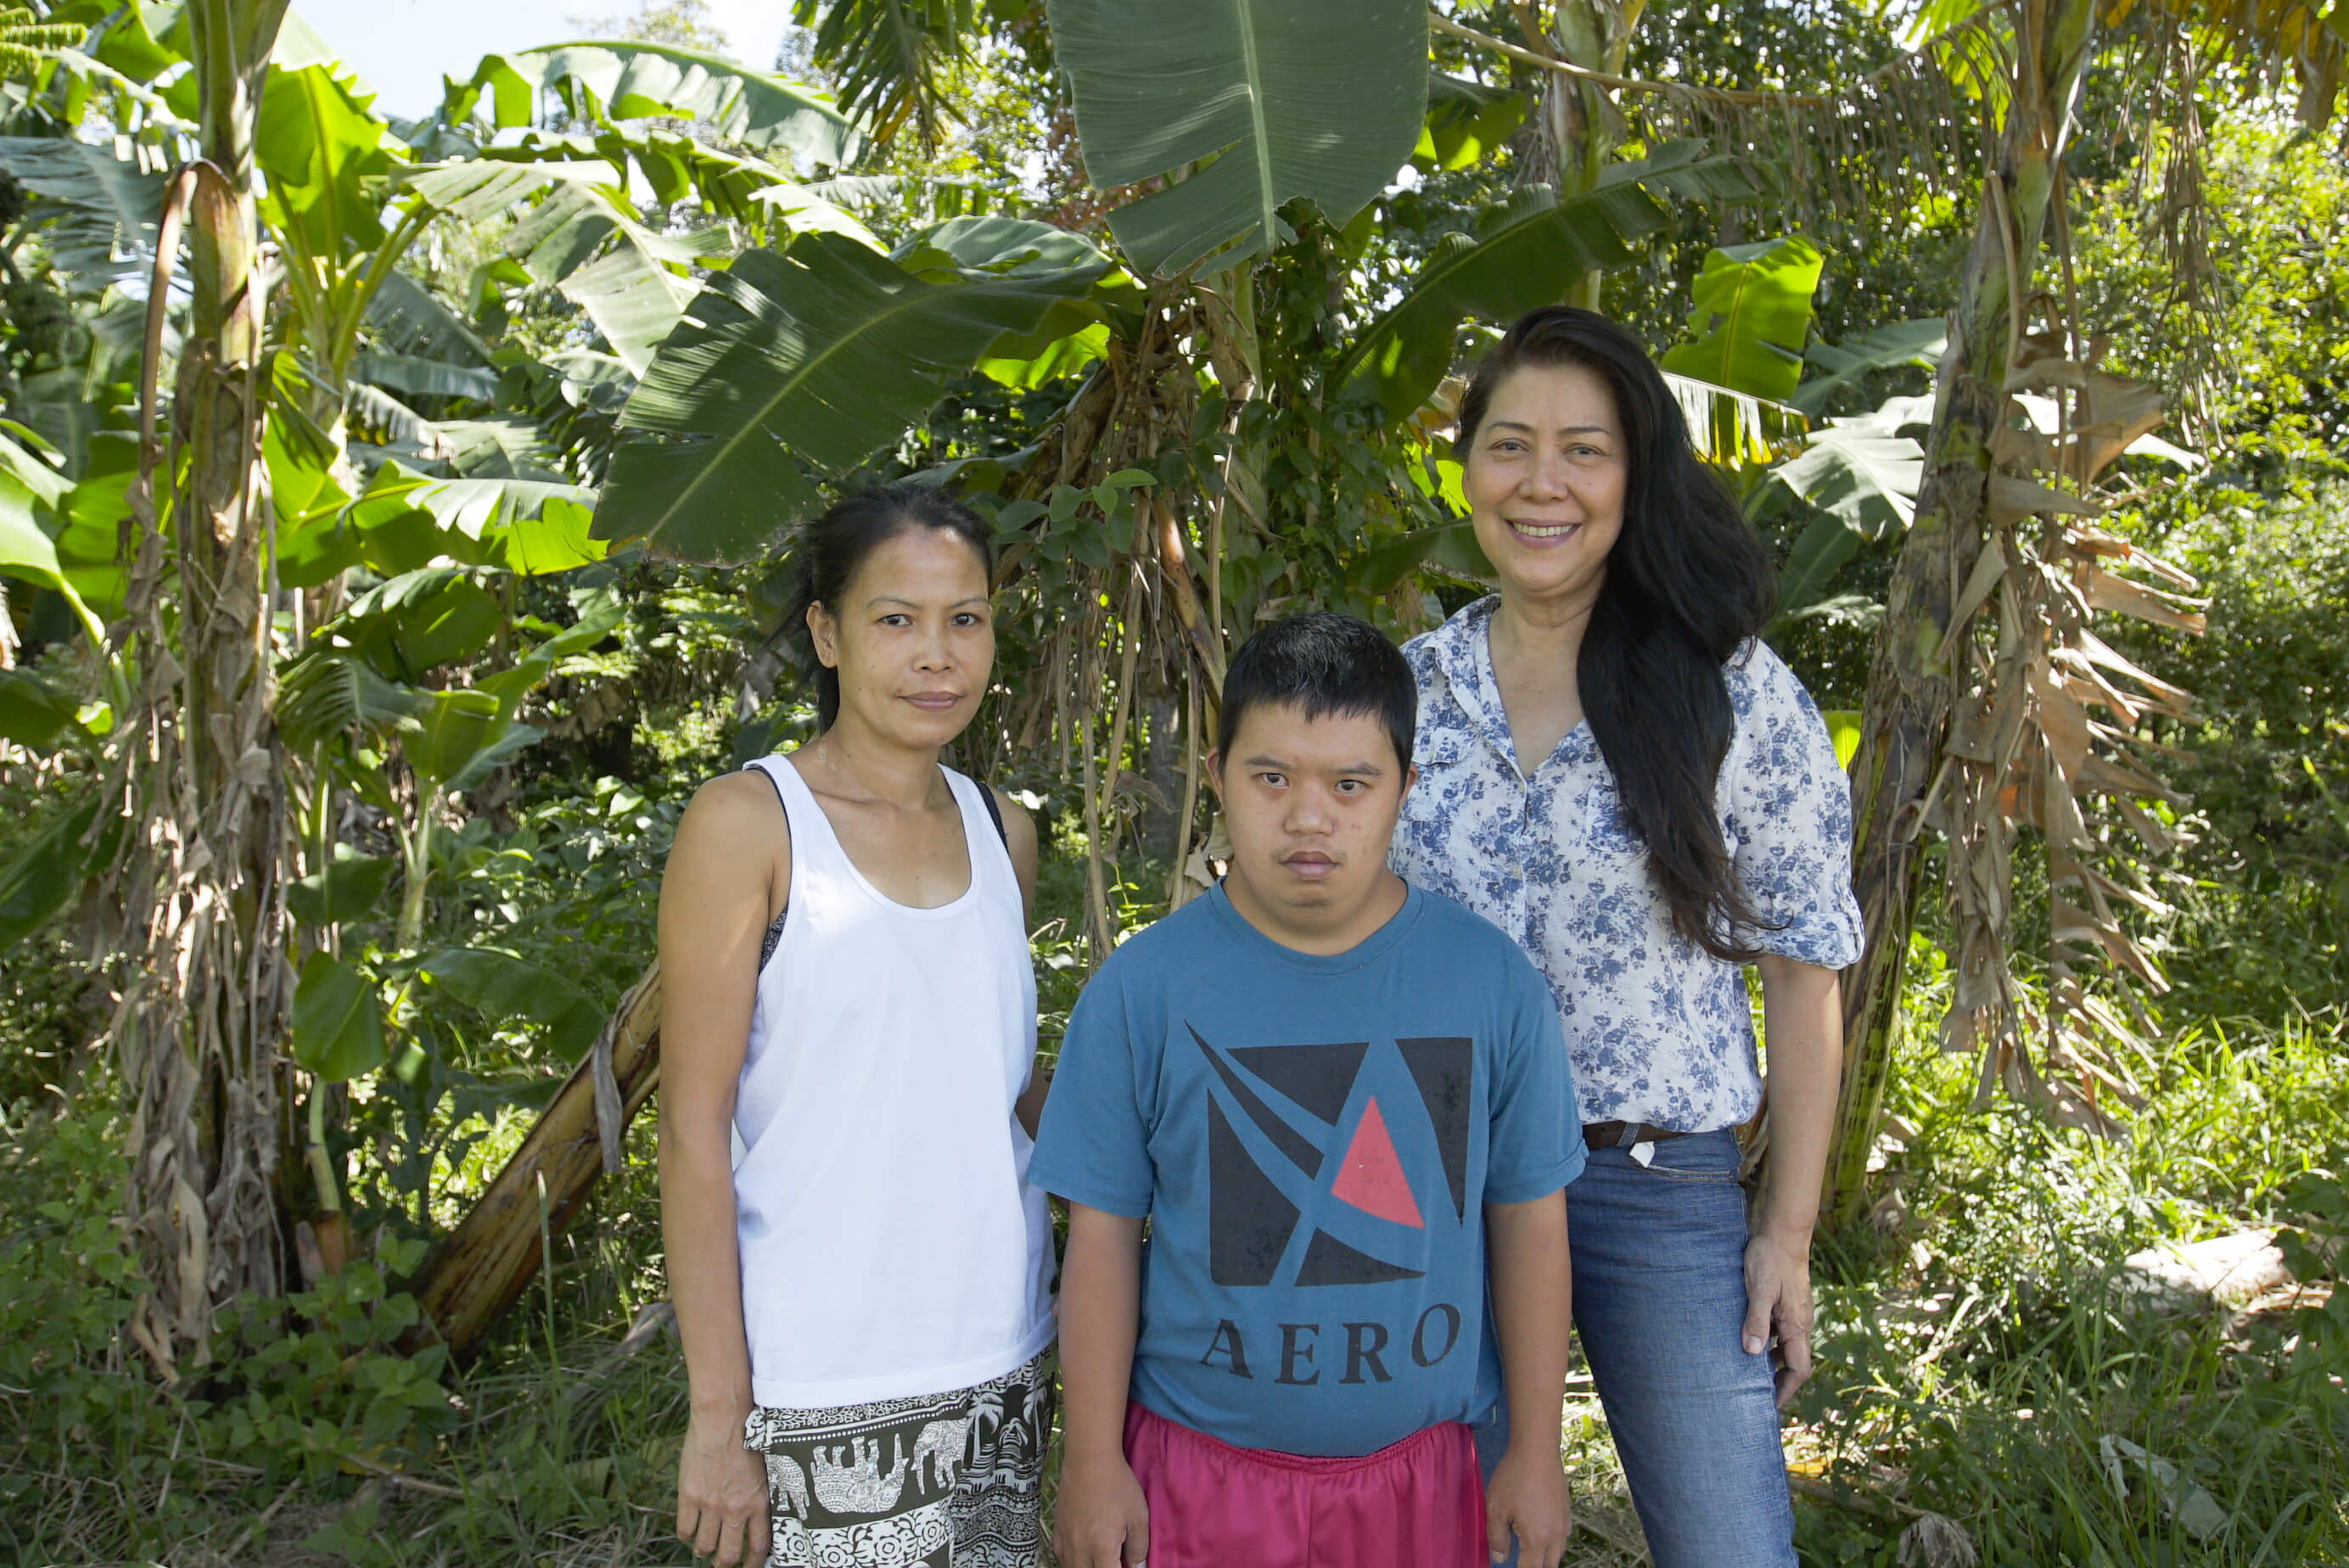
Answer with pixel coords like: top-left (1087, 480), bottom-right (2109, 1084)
top-left (294, 0), bottom-right (794, 120)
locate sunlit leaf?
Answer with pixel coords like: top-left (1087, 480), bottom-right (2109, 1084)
top-left (1659, 234), bottom-right (1824, 403)
top-left (1415, 72), bottom-right (1526, 173)
top-left (452, 41), bottom-right (859, 170)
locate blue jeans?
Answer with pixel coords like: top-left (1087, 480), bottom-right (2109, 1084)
top-left (1474, 1129), bottom-right (1796, 1568)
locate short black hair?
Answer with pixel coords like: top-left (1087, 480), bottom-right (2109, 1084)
top-left (1217, 613), bottom-right (1416, 770)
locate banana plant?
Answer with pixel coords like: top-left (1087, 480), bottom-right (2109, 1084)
top-left (278, 576), bottom-right (623, 949)
top-left (593, 216), bottom-right (1112, 562)
top-left (1659, 233), bottom-right (1823, 464)
top-left (1043, 0), bottom-right (1427, 277)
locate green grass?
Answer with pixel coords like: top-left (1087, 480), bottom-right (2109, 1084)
top-left (1790, 986), bottom-right (2349, 1566)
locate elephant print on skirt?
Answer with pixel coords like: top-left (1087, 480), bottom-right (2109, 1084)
top-left (745, 1352), bottom-right (1052, 1567)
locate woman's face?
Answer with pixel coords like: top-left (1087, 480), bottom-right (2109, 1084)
top-left (1462, 361), bottom-right (1628, 610)
top-left (808, 525), bottom-right (995, 748)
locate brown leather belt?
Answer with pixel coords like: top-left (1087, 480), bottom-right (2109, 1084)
top-left (1582, 1120), bottom-right (1690, 1151)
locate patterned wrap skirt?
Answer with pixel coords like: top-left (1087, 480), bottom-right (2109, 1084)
top-left (744, 1351), bottom-right (1053, 1567)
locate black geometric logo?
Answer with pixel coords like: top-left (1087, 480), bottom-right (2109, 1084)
top-left (1192, 1025), bottom-right (1473, 1288)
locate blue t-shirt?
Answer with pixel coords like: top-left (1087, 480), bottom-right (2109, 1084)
top-left (1028, 882), bottom-right (1585, 1457)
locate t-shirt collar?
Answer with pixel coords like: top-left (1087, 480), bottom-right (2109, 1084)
top-left (1204, 880), bottom-right (1426, 972)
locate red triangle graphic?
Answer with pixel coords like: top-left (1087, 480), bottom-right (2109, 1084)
top-left (1329, 1098), bottom-right (1423, 1229)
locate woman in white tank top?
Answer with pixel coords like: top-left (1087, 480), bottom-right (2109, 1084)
top-left (659, 484), bottom-right (1057, 1568)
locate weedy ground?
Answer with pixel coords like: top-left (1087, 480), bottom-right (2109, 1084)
top-left (5, 917), bottom-right (2343, 1568)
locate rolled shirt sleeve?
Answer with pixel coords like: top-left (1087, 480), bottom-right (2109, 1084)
top-left (1723, 644), bottom-right (1866, 971)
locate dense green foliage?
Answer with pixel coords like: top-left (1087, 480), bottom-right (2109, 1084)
top-left (0, 0), bottom-right (2345, 1561)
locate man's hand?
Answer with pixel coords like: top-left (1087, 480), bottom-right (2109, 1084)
top-left (677, 1412), bottom-right (771, 1568)
top-left (1485, 1440), bottom-right (1571, 1565)
top-left (1052, 1448), bottom-right (1151, 1568)
top-left (1743, 1227), bottom-right (1816, 1408)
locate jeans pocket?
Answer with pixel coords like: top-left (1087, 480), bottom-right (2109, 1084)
top-left (1645, 1161), bottom-right (1739, 1184)
top-left (1636, 1128), bottom-right (1744, 1183)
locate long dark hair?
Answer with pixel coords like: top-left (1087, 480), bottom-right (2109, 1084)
top-left (1455, 306), bottom-right (1780, 961)
top-left (782, 483), bottom-right (993, 731)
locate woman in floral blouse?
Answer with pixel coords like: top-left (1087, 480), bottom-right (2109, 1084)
top-left (1391, 306), bottom-right (1864, 1568)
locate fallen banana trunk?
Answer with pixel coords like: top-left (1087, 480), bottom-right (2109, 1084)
top-left (401, 963), bottom-right (663, 1362)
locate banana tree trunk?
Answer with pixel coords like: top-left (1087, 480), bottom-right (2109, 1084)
top-left (401, 965), bottom-right (663, 1363)
top-left (118, 0), bottom-right (295, 1375)
top-left (1822, 0), bottom-right (2099, 1223)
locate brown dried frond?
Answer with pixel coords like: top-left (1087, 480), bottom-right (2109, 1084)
top-left (1930, 320), bottom-right (2207, 1130)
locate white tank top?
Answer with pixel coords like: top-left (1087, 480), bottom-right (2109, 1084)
top-left (732, 753), bottom-right (1056, 1408)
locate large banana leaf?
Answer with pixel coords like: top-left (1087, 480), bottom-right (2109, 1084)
top-left (364, 269), bottom-right (492, 367)
top-left (1659, 235), bottom-right (1824, 403)
top-left (594, 226), bottom-right (1107, 563)
top-left (292, 952), bottom-right (388, 1084)
top-left (287, 846), bottom-right (399, 927)
top-left (256, 59), bottom-right (394, 260)
top-left (437, 418), bottom-right (565, 482)
top-left (418, 945), bottom-right (606, 1061)
top-left (452, 41), bottom-right (859, 171)
top-left (327, 462), bottom-right (605, 580)
top-left (1763, 390), bottom-right (1931, 620)
top-left (353, 350), bottom-right (499, 403)
top-left (1792, 318), bottom-right (1947, 417)
top-left (0, 134), bottom-right (165, 289)
top-left (1331, 182), bottom-right (1673, 422)
top-left (1769, 391), bottom-right (1931, 540)
top-left (405, 688), bottom-right (507, 788)
top-left (401, 159), bottom-right (730, 375)
top-left (1046, 0), bottom-right (1427, 276)
top-left (339, 565), bottom-right (507, 680)
top-left (275, 652), bottom-right (431, 749)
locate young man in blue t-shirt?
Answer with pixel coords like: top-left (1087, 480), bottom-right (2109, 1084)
top-left (1030, 613), bottom-right (1584, 1568)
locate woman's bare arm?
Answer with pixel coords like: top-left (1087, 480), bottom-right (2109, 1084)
top-left (659, 772), bottom-right (788, 1568)
top-left (1746, 954), bottom-right (1842, 1407)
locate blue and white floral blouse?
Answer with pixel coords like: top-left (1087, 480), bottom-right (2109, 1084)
top-left (1391, 597), bottom-right (1864, 1133)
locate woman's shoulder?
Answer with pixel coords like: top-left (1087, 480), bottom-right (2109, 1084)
top-left (675, 767), bottom-right (793, 862)
top-left (1400, 597), bottom-right (1496, 733)
top-left (1725, 638), bottom-right (1826, 725)
top-left (687, 764), bottom-right (788, 824)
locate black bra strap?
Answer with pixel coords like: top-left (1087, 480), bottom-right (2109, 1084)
top-left (977, 781), bottom-right (1009, 849)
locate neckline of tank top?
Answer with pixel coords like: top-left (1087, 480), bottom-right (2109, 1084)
top-left (762, 753), bottom-right (987, 920)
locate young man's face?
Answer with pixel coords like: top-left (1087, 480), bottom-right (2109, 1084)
top-left (1208, 701), bottom-right (1416, 947)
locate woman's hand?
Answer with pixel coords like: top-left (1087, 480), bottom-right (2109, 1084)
top-left (1053, 1448), bottom-right (1151, 1568)
top-left (1485, 1441), bottom-right (1573, 1565)
top-left (1741, 1228), bottom-right (1815, 1408)
top-left (677, 1410), bottom-right (771, 1568)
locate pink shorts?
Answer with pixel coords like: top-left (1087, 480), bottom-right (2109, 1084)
top-left (1121, 1401), bottom-right (1488, 1568)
